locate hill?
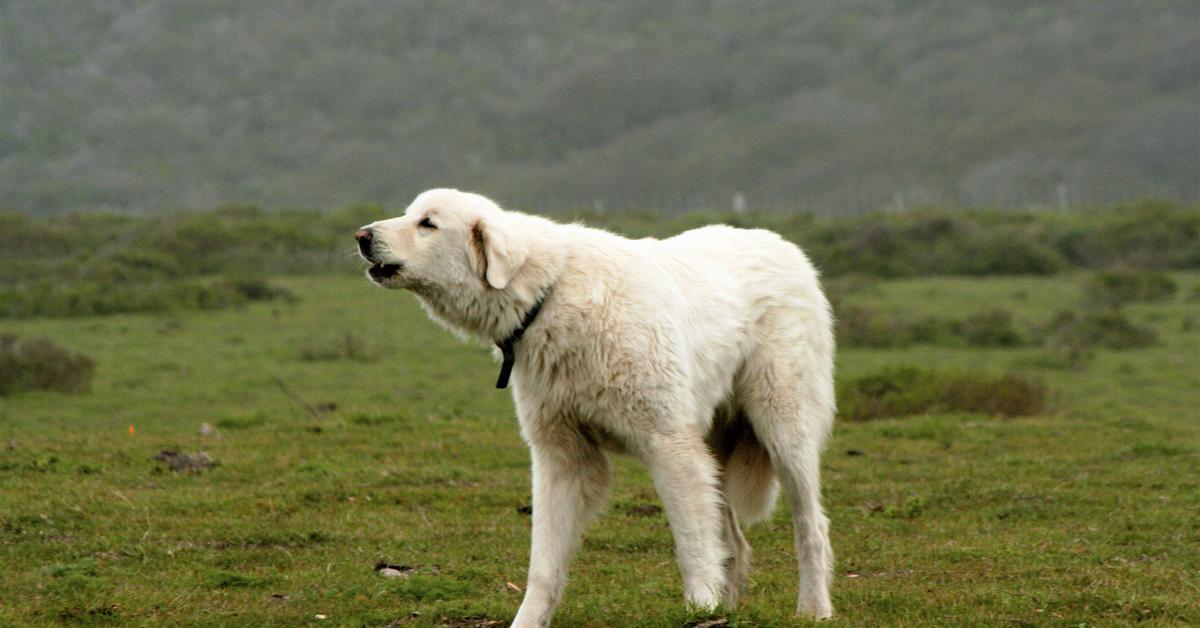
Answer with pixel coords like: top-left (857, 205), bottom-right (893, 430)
top-left (2, 1), bottom-right (1197, 214)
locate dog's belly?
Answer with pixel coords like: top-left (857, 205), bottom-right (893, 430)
top-left (578, 421), bottom-right (631, 455)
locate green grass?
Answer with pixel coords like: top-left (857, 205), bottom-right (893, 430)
top-left (1, 272), bottom-right (1198, 626)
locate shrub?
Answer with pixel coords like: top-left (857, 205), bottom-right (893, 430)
top-left (218, 277), bottom-right (297, 303)
top-left (822, 274), bottom-right (879, 303)
top-left (940, 372), bottom-right (1047, 417)
top-left (349, 414), bottom-right (405, 426)
top-left (835, 305), bottom-right (1016, 349)
top-left (0, 277), bottom-right (293, 319)
top-left (838, 366), bottom-right (1047, 421)
top-left (1040, 310), bottom-right (1158, 350)
top-left (107, 250), bottom-right (184, 279)
top-left (0, 335), bottom-right (95, 395)
top-left (835, 304), bottom-right (951, 348)
top-left (838, 366), bottom-right (940, 420)
top-left (835, 304), bottom-right (911, 348)
top-left (1049, 201), bottom-right (1200, 270)
top-left (0, 212), bottom-right (71, 258)
top-left (955, 309), bottom-right (1024, 347)
top-left (1082, 270), bottom-right (1178, 307)
top-left (215, 412), bottom-right (268, 430)
top-left (950, 233), bottom-right (1065, 276)
top-left (298, 332), bottom-right (382, 362)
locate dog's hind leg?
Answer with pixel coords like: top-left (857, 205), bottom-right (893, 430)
top-left (711, 412), bottom-right (778, 607)
top-left (737, 317), bottom-right (836, 619)
top-left (720, 501), bottom-right (750, 607)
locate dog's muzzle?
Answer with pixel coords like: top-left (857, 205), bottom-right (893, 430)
top-left (367, 263), bottom-right (402, 280)
top-left (355, 228), bottom-right (403, 281)
top-left (355, 228), bottom-right (376, 260)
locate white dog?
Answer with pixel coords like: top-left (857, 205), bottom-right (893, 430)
top-left (357, 189), bottom-right (835, 626)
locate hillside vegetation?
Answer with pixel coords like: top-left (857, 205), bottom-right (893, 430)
top-left (1, 201), bottom-right (1196, 318)
top-left (2, 1), bottom-right (1197, 214)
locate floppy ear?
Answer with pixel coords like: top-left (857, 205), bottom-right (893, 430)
top-left (469, 217), bottom-right (528, 290)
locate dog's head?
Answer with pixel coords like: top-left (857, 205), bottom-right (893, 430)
top-left (355, 188), bottom-right (529, 294)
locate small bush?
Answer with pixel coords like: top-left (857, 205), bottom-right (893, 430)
top-left (215, 412), bottom-right (268, 430)
top-left (835, 304), bottom-right (909, 348)
top-left (835, 304), bottom-right (958, 348)
top-left (838, 366), bottom-right (940, 420)
top-left (0, 276), bottom-right (293, 320)
top-left (1040, 310), bottom-right (1158, 350)
top-left (836, 305), bottom-right (1020, 349)
top-left (298, 332), bottom-right (382, 362)
top-left (0, 335), bottom-right (95, 395)
top-left (108, 250), bottom-right (184, 279)
top-left (838, 366), bottom-right (1047, 421)
top-left (955, 309), bottom-right (1024, 347)
top-left (349, 414), bottom-right (405, 426)
top-left (1083, 270), bottom-right (1178, 307)
top-left (940, 372), bottom-right (1047, 417)
top-left (219, 277), bottom-right (297, 303)
top-left (823, 274), bottom-right (880, 302)
top-left (29, 454), bottom-right (59, 471)
top-left (1049, 201), bottom-right (1200, 270)
top-left (950, 234), bottom-right (1065, 276)
top-left (75, 463), bottom-right (103, 475)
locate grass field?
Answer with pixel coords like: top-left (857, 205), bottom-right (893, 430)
top-left (2, 270), bottom-right (1198, 626)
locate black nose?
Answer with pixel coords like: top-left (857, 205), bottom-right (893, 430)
top-left (355, 229), bottom-right (374, 259)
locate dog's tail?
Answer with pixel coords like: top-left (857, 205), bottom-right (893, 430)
top-left (717, 420), bottom-right (779, 526)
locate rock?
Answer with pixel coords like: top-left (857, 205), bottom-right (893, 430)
top-left (153, 450), bottom-right (216, 473)
top-left (199, 422), bottom-right (216, 437)
top-left (374, 562), bottom-right (416, 578)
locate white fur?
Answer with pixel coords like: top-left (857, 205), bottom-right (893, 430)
top-left (360, 189), bottom-right (836, 626)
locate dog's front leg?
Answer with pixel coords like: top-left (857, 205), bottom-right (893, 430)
top-left (512, 436), bottom-right (610, 628)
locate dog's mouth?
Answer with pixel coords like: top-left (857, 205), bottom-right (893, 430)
top-left (368, 263), bottom-right (402, 281)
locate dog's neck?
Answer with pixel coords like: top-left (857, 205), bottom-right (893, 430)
top-left (413, 251), bottom-right (562, 345)
top-left (493, 292), bottom-right (548, 388)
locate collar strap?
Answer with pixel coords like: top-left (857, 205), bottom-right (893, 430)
top-left (494, 296), bottom-right (545, 389)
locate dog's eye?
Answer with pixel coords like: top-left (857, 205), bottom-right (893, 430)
top-left (418, 217), bottom-right (437, 230)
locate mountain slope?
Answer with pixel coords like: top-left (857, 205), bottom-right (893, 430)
top-left (2, 0), bottom-right (1196, 213)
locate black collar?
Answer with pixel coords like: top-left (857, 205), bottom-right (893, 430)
top-left (494, 296), bottom-right (545, 389)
